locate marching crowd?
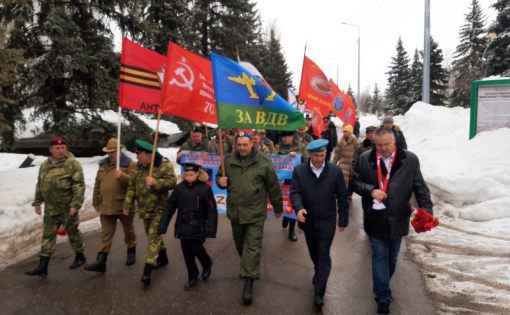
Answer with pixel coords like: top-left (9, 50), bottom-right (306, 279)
top-left (25, 114), bottom-right (432, 314)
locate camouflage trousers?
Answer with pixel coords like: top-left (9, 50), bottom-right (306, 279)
top-left (142, 214), bottom-right (166, 265)
top-left (40, 213), bottom-right (84, 257)
top-left (97, 213), bottom-right (137, 253)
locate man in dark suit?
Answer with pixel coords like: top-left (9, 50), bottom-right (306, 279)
top-left (290, 139), bottom-right (349, 311)
top-left (352, 127), bottom-right (432, 314)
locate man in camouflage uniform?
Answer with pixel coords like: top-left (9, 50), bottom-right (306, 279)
top-left (177, 126), bottom-right (213, 164)
top-left (123, 139), bottom-right (176, 286)
top-left (217, 131), bottom-right (283, 306)
top-left (276, 131), bottom-right (308, 242)
top-left (25, 137), bottom-right (86, 278)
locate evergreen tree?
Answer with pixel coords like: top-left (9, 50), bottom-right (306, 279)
top-left (408, 49), bottom-right (423, 110)
top-left (450, 0), bottom-right (486, 107)
top-left (428, 37), bottom-right (449, 105)
top-left (385, 37), bottom-right (411, 114)
top-left (260, 25), bottom-right (292, 100)
top-left (6, 1), bottom-right (119, 135)
top-left (483, 0), bottom-right (510, 76)
top-left (347, 84), bottom-right (356, 106)
top-left (190, 0), bottom-right (262, 60)
top-left (371, 83), bottom-right (383, 114)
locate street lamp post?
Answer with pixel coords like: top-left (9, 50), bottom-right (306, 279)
top-left (340, 21), bottom-right (361, 119)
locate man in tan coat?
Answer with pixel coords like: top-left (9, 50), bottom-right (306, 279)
top-left (85, 138), bottom-right (137, 273)
top-left (332, 125), bottom-right (359, 190)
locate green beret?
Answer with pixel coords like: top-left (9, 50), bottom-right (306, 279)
top-left (135, 139), bottom-right (154, 153)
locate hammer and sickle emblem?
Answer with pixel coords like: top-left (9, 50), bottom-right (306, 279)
top-left (169, 62), bottom-right (194, 91)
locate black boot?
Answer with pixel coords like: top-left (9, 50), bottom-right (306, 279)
top-left (126, 247), bottom-right (136, 266)
top-left (84, 252), bottom-right (107, 273)
top-left (242, 277), bottom-right (254, 305)
top-left (184, 279), bottom-right (197, 290)
top-left (69, 252), bottom-right (86, 269)
top-left (141, 263), bottom-right (153, 287)
top-left (202, 259), bottom-right (213, 281)
top-left (282, 217), bottom-right (289, 228)
top-left (154, 249), bottom-right (168, 269)
top-left (288, 220), bottom-right (297, 241)
top-left (25, 256), bottom-right (49, 278)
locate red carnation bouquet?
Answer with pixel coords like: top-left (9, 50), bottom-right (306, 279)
top-left (411, 208), bottom-right (439, 233)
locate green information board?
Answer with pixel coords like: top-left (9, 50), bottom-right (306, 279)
top-left (470, 79), bottom-right (510, 139)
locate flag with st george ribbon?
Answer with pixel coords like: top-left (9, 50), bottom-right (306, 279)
top-left (118, 38), bottom-right (165, 113)
top-left (211, 53), bottom-right (305, 131)
top-left (160, 42), bottom-right (217, 124)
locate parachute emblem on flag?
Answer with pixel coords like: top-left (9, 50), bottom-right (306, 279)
top-left (169, 57), bottom-right (195, 91)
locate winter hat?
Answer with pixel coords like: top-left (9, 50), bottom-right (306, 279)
top-left (343, 124), bottom-right (353, 134)
top-left (382, 116), bottom-right (394, 124)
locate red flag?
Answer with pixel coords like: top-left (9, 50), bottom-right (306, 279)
top-left (299, 56), bottom-right (332, 115)
top-left (119, 38), bottom-right (166, 113)
top-left (299, 56), bottom-right (332, 137)
top-left (160, 43), bottom-right (217, 124)
top-left (329, 79), bottom-right (357, 126)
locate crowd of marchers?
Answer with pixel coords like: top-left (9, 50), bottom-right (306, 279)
top-left (25, 114), bottom-right (432, 314)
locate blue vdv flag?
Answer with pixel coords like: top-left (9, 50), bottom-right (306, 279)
top-left (211, 52), bottom-right (305, 131)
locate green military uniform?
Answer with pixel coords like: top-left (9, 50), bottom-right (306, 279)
top-left (216, 150), bottom-right (282, 279)
top-left (123, 155), bottom-right (176, 265)
top-left (276, 140), bottom-right (308, 163)
top-left (32, 152), bottom-right (85, 257)
top-left (177, 138), bottom-right (213, 164)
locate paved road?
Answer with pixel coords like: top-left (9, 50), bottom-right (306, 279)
top-left (0, 197), bottom-right (436, 314)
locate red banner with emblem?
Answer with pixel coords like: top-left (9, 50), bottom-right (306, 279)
top-left (118, 38), bottom-right (165, 113)
top-left (330, 79), bottom-right (357, 127)
top-left (160, 43), bottom-right (217, 124)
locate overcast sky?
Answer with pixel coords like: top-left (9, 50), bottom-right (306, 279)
top-left (255, 0), bottom-right (497, 95)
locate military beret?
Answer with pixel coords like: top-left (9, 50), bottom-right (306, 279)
top-left (50, 137), bottom-right (67, 146)
top-left (306, 139), bottom-right (329, 152)
top-left (135, 139), bottom-right (154, 153)
top-left (235, 131), bottom-right (253, 140)
top-left (182, 162), bottom-right (201, 172)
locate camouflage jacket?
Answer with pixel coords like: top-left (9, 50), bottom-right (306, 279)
top-left (276, 140), bottom-right (308, 163)
top-left (123, 155), bottom-right (177, 218)
top-left (32, 152), bottom-right (85, 216)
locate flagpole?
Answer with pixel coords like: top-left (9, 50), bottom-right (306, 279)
top-left (116, 106), bottom-right (122, 170)
top-left (149, 110), bottom-right (162, 177)
top-left (217, 128), bottom-right (226, 176)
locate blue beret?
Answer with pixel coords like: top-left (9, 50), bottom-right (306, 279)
top-left (135, 139), bottom-right (154, 153)
top-left (306, 139), bottom-right (329, 152)
top-left (235, 131), bottom-right (253, 140)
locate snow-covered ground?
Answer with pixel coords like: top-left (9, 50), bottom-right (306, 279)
top-left (1, 103), bottom-right (510, 313)
top-left (359, 102), bottom-right (510, 315)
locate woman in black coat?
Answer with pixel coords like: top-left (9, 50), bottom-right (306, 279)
top-left (158, 163), bottom-right (218, 289)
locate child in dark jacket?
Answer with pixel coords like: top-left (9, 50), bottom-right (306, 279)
top-left (158, 162), bottom-right (218, 289)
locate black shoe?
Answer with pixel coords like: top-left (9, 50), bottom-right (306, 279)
top-left (314, 295), bottom-right (324, 311)
top-left (282, 218), bottom-right (289, 228)
top-left (202, 260), bottom-right (213, 281)
top-left (154, 249), bottom-right (168, 269)
top-left (25, 256), bottom-right (49, 278)
top-left (126, 247), bottom-right (136, 266)
top-left (141, 263), bottom-right (153, 287)
top-left (377, 302), bottom-right (390, 314)
top-left (288, 230), bottom-right (298, 242)
top-left (184, 279), bottom-right (197, 290)
top-left (84, 252), bottom-right (107, 273)
top-left (69, 252), bottom-right (86, 269)
top-left (242, 278), bottom-right (254, 305)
